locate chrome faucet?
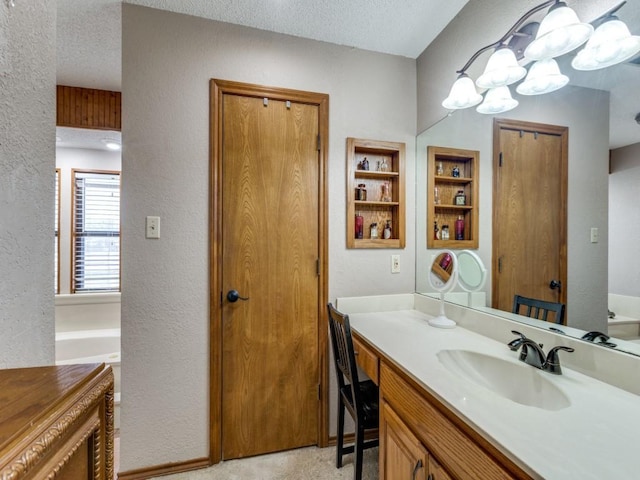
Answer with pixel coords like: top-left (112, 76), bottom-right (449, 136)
top-left (508, 331), bottom-right (574, 375)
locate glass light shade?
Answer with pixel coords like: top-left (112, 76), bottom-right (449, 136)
top-left (524, 3), bottom-right (593, 60)
top-left (442, 75), bottom-right (483, 110)
top-left (572, 19), bottom-right (640, 71)
top-left (475, 48), bottom-right (526, 88)
top-left (476, 86), bottom-right (518, 115)
top-left (516, 59), bottom-right (569, 95)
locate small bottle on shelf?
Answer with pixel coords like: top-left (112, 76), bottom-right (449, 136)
top-left (436, 162), bottom-right (444, 176)
top-left (434, 187), bottom-right (440, 205)
top-left (370, 222), bottom-right (378, 239)
top-left (355, 213), bottom-right (364, 239)
top-left (441, 224), bottom-right (449, 240)
top-left (433, 221), bottom-right (439, 240)
top-left (378, 157), bottom-right (390, 172)
top-left (455, 215), bottom-right (465, 240)
top-left (454, 189), bottom-right (466, 205)
top-left (452, 165), bottom-right (460, 177)
top-left (383, 220), bottom-right (392, 239)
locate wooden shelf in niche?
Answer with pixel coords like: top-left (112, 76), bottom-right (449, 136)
top-left (347, 138), bottom-right (405, 249)
top-left (427, 146), bottom-right (479, 249)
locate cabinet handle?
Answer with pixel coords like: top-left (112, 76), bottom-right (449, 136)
top-left (412, 459), bottom-right (423, 479)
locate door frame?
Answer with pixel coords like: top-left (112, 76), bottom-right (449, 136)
top-left (491, 118), bottom-right (568, 317)
top-left (209, 79), bottom-right (330, 463)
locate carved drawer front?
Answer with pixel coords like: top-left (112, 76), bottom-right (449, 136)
top-left (353, 334), bottom-right (379, 385)
top-left (380, 361), bottom-right (528, 480)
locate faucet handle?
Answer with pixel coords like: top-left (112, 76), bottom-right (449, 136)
top-left (545, 346), bottom-right (575, 375)
top-left (581, 331), bottom-right (610, 343)
top-left (508, 330), bottom-right (527, 351)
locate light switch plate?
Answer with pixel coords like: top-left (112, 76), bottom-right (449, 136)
top-left (391, 255), bottom-right (400, 273)
top-left (146, 216), bottom-right (160, 239)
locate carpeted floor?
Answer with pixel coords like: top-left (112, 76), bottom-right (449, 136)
top-left (152, 446), bottom-right (379, 480)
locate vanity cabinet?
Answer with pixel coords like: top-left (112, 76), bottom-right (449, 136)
top-left (380, 361), bottom-right (527, 480)
top-left (347, 138), bottom-right (405, 249)
top-left (353, 327), bottom-right (529, 480)
top-left (0, 363), bottom-right (114, 480)
top-left (427, 146), bottom-right (479, 249)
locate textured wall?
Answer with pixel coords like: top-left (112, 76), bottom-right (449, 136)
top-left (609, 143), bottom-right (640, 296)
top-left (0, 1), bottom-right (56, 368)
top-left (121, 5), bottom-right (416, 471)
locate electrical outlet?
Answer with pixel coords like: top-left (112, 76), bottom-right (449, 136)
top-left (391, 254), bottom-right (400, 273)
top-left (146, 216), bottom-right (160, 239)
top-left (590, 227), bottom-right (598, 243)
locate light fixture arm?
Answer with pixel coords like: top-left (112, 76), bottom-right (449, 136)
top-left (456, 0), bottom-right (556, 74)
top-left (591, 1), bottom-right (626, 28)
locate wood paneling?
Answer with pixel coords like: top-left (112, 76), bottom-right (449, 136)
top-left (57, 85), bottom-right (121, 131)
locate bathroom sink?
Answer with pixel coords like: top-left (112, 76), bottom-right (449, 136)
top-left (437, 349), bottom-right (570, 411)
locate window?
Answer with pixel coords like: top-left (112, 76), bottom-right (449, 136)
top-left (72, 170), bottom-right (121, 293)
top-left (55, 169), bottom-right (60, 294)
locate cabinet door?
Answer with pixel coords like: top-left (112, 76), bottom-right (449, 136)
top-left (381, 402), bottom-right (428, 480)
top-left (429, 456), bottom-right (454, 480)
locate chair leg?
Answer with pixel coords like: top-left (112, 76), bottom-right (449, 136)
top-left (336, 396), bottom-right (345, 468)
top-left (353, 422), bottom-right (365, 480)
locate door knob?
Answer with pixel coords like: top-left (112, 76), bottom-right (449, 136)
top-left (549, 280), bottom-right (561, 290)
top-left (226, 289), bottom-right (249, 303)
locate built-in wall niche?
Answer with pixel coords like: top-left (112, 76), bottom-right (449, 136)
top-left (346, 138), bottom-right (405, 249)
top-left (427, 146), bottom-right (479, 249)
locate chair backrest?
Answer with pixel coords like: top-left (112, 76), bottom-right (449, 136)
top-left (327, 303), bottom-right (365, 416)
top-left (512, 294), bottom-right (565, 324)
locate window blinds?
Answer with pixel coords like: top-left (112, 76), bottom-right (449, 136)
top-left (72, 171), bottom-right (120, 292)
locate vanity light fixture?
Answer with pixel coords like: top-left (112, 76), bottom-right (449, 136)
top-left (476, 86), bottom-right (519, 114)
top-left (523, 1), bottom-right (593, 61)
top-left (442, 0), bottom-right (637, 115)
top-left (516, 58), bottom-right (569, 95)
top-left (571, 7), bottom-right (640, 71)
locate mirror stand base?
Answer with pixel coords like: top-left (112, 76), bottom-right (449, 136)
top-left (428, 315), bottom-right (457, 329)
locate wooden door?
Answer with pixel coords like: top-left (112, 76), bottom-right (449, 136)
top-left (380, 402), bottom-right (429, 480)
top-left (211, 81), bottom-right (329, 460)
top-left (492, 119), bottom-right (568, 320)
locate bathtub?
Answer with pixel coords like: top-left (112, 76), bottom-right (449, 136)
top-left (55, 328), bottom-right (121, 429)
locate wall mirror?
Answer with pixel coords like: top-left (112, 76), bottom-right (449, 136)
top-left (415, 0), bottom-right (640, 357)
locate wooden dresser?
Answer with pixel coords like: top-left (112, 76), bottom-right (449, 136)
top-left (0, 363), bottom-right (114, 480)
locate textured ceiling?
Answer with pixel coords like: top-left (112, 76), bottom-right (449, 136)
top-left (55, 0), bottom-right (640, 149)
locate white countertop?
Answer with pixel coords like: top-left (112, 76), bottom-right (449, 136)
top-left (349, 309), bottom-right (640, 480)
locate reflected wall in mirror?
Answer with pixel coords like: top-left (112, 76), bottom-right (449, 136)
top-left (415, 0), bottom-right (640, 357)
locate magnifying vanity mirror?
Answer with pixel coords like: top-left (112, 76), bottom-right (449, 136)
top-left (427, 251), bottom-right (458, 329)
top-left (456, 250), bottom-right (487, 307)
top-left (415, 0), bottom-right (640, 357)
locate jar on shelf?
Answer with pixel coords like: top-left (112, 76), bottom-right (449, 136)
top-left (441, 224), bottom-right (449, 240)
top-left (378, 157), bottom-right (390, 172)
top-left (454, 189), bottom-right (466, 205)
top-left (355, 183), bottom-right (367, 201)
top-left (370, 222), bottom-right (378, 239)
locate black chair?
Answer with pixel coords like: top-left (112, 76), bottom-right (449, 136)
top-left (512, 294), bottom-right (565, 324)
top-left (327, 303), bottom-right (379, 480)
